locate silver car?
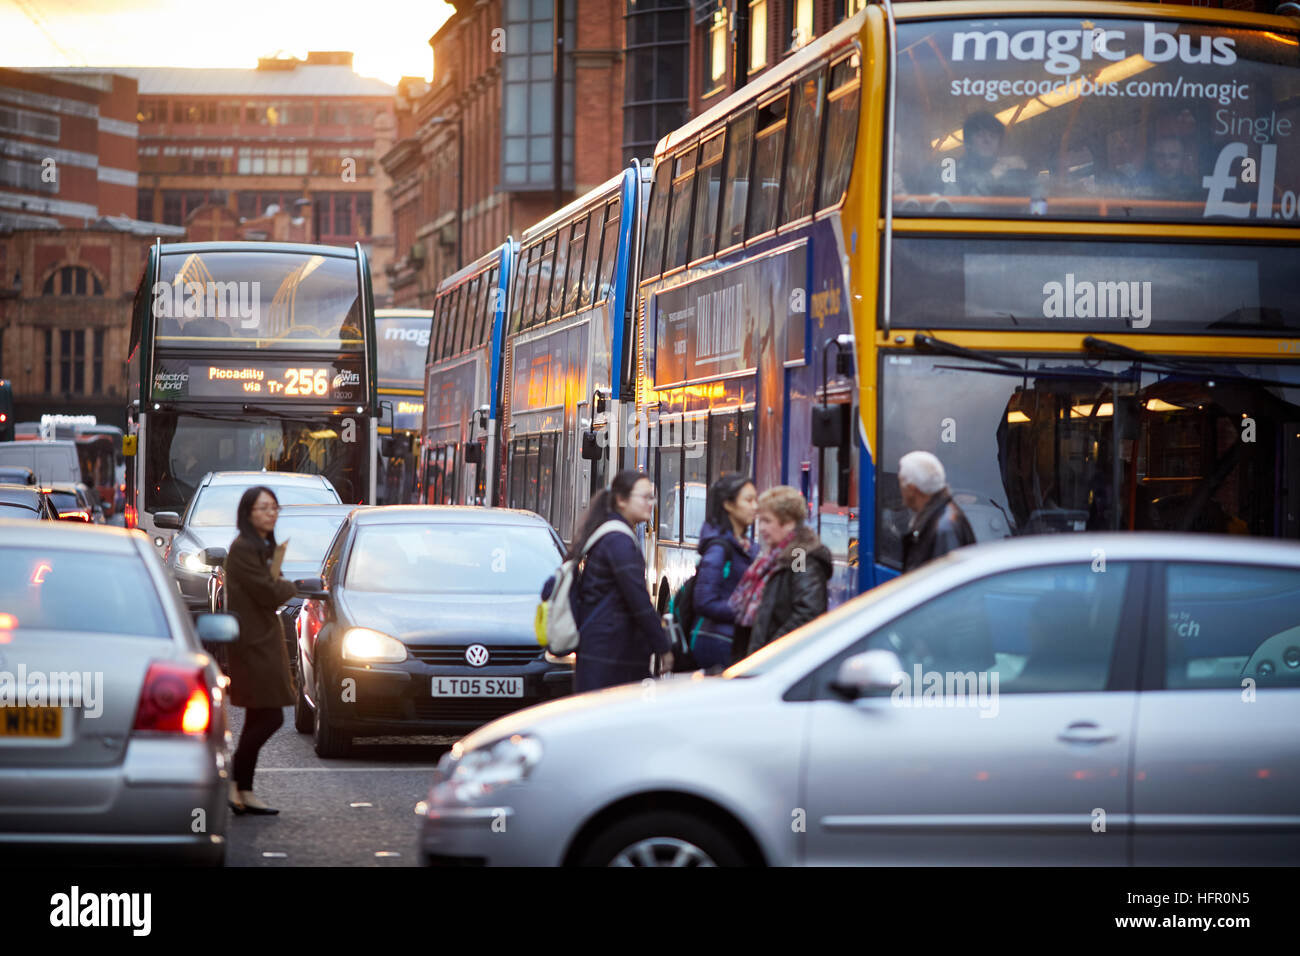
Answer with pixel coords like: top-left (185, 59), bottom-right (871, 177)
top-left (417, 533), bottom-right (1300, 866)
top-left (0, 520), bottom-right (238, 865)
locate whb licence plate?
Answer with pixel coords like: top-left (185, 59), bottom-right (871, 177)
top-left (0, 707), bottom-right (63, 738)
top-left (431, 677), bottom-right (523, 698)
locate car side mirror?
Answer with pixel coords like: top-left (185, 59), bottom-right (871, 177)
top-left (154, 511), bottom-right (182, 530)
top-left (201, 547), bottom-right (227, 565)
top-left (195, 612), bottom-right (239, 644)
top-left (831, 649), bottom-right (904, 701)
top-left (295, 577), bottom-right (328, 599)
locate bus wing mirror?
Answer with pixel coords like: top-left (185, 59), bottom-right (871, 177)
top-left (154, 511), bottom-right (182, 530)
top-left (380, 436), bottom-right (394, 457)
top-left (581, 430), bottom-right (602, 461)
top-left (812, 405), bottom-right (847, 449)
top-left (122, 435), bottom-right (137, 457)
top-left (464, 441), bottom-right (483, 464)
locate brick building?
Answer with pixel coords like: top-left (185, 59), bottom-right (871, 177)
top-left (0, 66), bottom-right (140, 229)
top-left (385, 0), bottom-right (690, 308)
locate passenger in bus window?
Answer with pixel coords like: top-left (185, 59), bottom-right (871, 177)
top-left (946, 111), bottom-right (1027, 198)
top-left (692, 474), bottom-right (759, 668)
top-left (731, 485), bottom-right (831, 657)
top-left (1130, 135), bottom-right (1201, 203)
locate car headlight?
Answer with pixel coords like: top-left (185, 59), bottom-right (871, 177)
top-left (341, 627), bottom-right (408, 663)
top-left (441, 734), bottom-right (543, 803)
top-left (178, 550), bottom-right (212, 573)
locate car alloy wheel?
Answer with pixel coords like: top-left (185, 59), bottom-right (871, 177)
top-left (610, 837), bottom-right (716, 867)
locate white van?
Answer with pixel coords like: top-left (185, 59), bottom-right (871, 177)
top-left (0, 440), bottom-right (83, 486)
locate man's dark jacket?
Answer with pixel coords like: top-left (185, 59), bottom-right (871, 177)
top-left (901, 487), bottom-right (977, 572)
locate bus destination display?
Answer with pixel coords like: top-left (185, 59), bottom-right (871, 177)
top-left (151, 358), bottom-right (365, 403)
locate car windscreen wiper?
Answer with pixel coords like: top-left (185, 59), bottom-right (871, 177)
top-left (1083, 336), bottom-right (1300, 390)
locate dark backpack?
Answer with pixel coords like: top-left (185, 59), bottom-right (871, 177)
top-left (667, 540), bottom-right (738, 671)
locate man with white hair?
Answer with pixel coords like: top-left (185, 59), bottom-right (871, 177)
top-left (898, 450), bottom-right (976, 571)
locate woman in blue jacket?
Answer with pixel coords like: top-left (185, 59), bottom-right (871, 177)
top-left (692, 473), bottom-right (758, 668)
top-left (572, 470), bottom-right (671, 692)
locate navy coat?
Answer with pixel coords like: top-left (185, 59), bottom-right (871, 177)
top-left (573, 513), bottom-right (670, 692)
top-left (692, 520), bottom-right (757, 641)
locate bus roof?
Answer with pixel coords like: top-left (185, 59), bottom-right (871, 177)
top-left (517, 166), bottom-right (643, 246)
top-left (434, 240), bottom-right (511, 296)
top-left (156, 240), bottom-right (361, 259)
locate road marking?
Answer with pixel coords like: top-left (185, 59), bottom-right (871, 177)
top-left (350, 802), bottom-right (374, 808)
top-left (256, 767), bottom-right (439, 772)
top-left (374, 851), bottom-right (401, 858)
top-left (262, 852), bottom-right (288, 859)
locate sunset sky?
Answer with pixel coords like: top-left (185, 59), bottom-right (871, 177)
top-left (0, 0), bottom-right (455, 85)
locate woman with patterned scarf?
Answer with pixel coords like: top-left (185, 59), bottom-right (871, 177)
top-left (728, 486), bottom-right (832, 658)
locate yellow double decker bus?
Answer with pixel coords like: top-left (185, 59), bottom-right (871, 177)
top-left (635, 1), bottom-right (1300, 602)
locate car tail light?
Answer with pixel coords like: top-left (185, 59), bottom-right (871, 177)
top-left (300, 598), bottom-right (325, 655)
top-left (58, 510), bottom-right (91, 522)
top-left (133, 662), bottom-right (211, 735)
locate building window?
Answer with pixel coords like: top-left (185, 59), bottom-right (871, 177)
top-left (60, 330), bottom-right (85, 394)
top-left (790, 0), bottom-right (814, 49)
top-left (503, 0), bottom-right (575, 190)
top-left (93, 329), bottom-right (104, 394)
top-left (137, 189), bottom-right (154, 222)
top-left (749, 0), bottom-right (768, 73)
top-left (623, 0), bottom-right (689, 166)
top-left (703, 9), bottom-right (727, 95)
top-left (42, 266), bottom-right (103, 296)
top-left (835, 0), bottom-right (868, 21)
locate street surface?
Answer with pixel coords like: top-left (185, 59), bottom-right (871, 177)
top-left (224, 707), bottom-right (452, 867)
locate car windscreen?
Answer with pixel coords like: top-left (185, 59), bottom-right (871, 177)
top-left (345, 524), bottom-right (561, 594)
top-left (188, 483), bottom-right (339, 527)
top-left (46, 491), bottom-right (79, 512)
top-left (0, 548), bottom-right (170, 637)
top-left (274, 513), bottom-right (348, 565)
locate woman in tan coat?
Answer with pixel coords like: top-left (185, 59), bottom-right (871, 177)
top-left (224, 486), bottom-right (297, 815)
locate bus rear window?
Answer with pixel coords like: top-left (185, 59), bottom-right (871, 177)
top-left (893, 17), bottom-right (1300, 224)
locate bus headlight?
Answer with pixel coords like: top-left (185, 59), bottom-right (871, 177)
top-left (341, 627), bottom-right (407, 663)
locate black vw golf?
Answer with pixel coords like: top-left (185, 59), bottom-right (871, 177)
top-left (294, 506), bottom-right (574, 756)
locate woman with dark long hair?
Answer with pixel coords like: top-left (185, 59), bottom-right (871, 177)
top-left (224, 485), bottom-right (297, 815)
top-left (570, 470), bottom-right (671, 692)
top-left (691, 473), bottom-right (759, 667)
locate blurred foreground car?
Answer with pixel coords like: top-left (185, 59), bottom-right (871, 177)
top-left (295, 506), bottom-right (573, 756)
top-left (158, 471), bottom-right (341, 614)
top-left (418, 534), bottom-right (1300, 867)
top-left (0, 520), bottom-right (238, 865)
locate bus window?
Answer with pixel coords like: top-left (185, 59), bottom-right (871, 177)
top-left (537, 432), bottom-right (557, 523)
top-left (819, 52), bottom-right (860, 209)
top-left (533, 234), bottom-right (555, 327)
top-left (682, 415), bottom-right (708, 543)
top-left (657, 425), bottom-right (682, 542)
top-left (510, 245), bottom-right (532, 332)
top-left (550, 224), bottom-right (570, 319)
top-left (739, 407), bottom-right (756, 475)
top-left (749, 93), bottom-right (788, 237)
top-left (720, 110), bottom-right (755, 249)
top-left (581, 207), bottom-right (603, 308)
top-left (782, 67), bottom-right (826, 224)
top-left (641, 160), bottom-right (671, 281)
top-left (474, 269), bottom-right (493, 348)
top-left (566, 218), bottom-right (587, 313)
top-left (692, 131), bottom-right (726, 261)
top-left (597, 199), bottom-right (622, 302)
top-left (665, 147), bottom-right (698, 271)
top-left (522, 244), bottom-right (542, 330)
top-left (708, 410), bottom-right (742, 483)
top-left (456, 279), bottom-right (476, 355)
top-left (508, 437), bottom-right (526, 510)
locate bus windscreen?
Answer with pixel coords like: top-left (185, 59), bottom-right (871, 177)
top-left (893, 17), bottom-right (1300, 223)
top-left (152, 251), bottom-right (364, 351)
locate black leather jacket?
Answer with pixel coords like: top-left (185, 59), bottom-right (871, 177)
top-left (901, 487), bottom-right (977, 572)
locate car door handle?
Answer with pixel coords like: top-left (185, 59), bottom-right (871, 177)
top-left (1057, 721), bottom-right (1118, 745)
